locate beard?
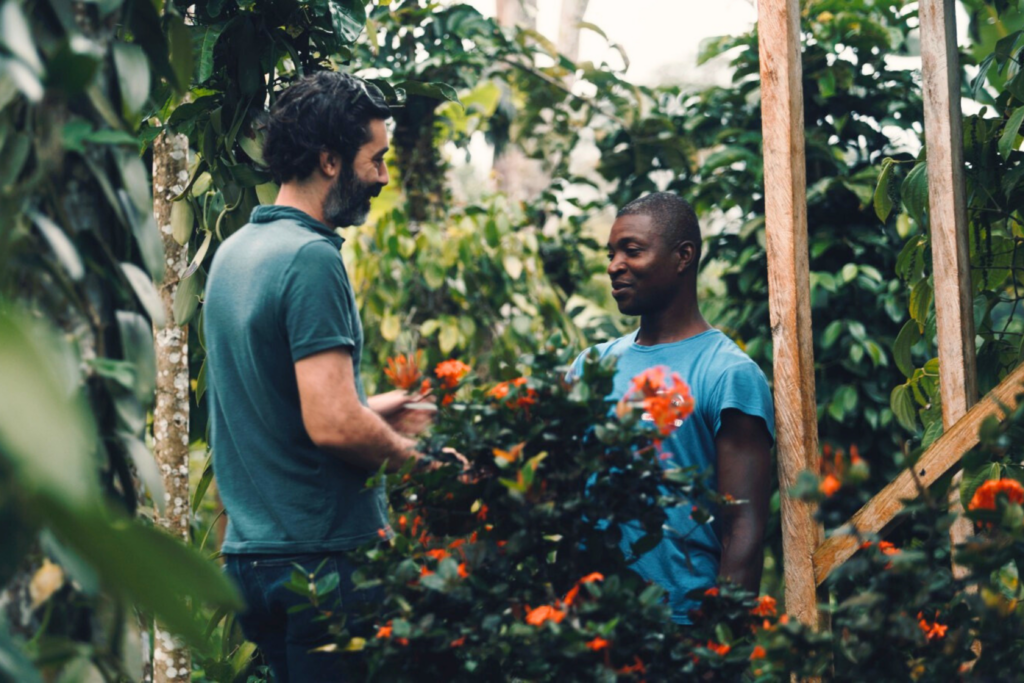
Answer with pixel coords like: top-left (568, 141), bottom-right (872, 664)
top-left (322, 165), bottom-right (384, 228)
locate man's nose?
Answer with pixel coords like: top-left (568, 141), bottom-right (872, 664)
top-left (607, 254), bottom-right (624, 277)
top-left (378, 164), bottom-right (390, 186)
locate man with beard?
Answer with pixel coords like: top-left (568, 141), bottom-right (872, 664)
top-left (569, 192), bottom-right (774, 624)
top-left (204, 72), bottom-right (434, 681)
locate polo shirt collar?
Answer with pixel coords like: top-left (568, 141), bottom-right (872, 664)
top-left (250, 205), bottom-right (345, 247)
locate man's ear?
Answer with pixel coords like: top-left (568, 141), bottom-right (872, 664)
top-left (677, 240), bottom-right (699, 274)
top-left (318, 149), bottom-right (342, 179)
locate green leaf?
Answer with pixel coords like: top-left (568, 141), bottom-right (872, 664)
top-left (0, 55), bottom-right (42, 102)
top-left (30, 211), bottom-right (84, 281)
top-left (173, 268), bottom-right (204, 326)
top-left (328, 0), bottom-right (367, 44)
top-left (183, 230), bottom-right (213, 280)
top-left (998, 106), bottom-right (1024, 160)
top-left (0, 1), bottom-right (43, 74)
top-left (909, 278), bottom-right (933, 331)
top-left (171, 198), bottom-right (194, 246)
top-left (119, 434), bottom-right (166, 514)
top-left (112, 43), bottom-right (150, 115)
top-left (893, 320), bottom-right (921, 378)
top-left (873, 157), bottom-right (895, 223)
top-left (439, 320), bottom-right (459, 355)
top-left (195, 25), bottom-right (225, 83)
top-left (195, 357), bottom-right (208, 404)
top-left (117, 310), bottom-right (156, 405)
top-left (192, 453), bottom-right (214, 510)
top-left (167, 14), bottom-right (193, 92)
top-left (822, 320), bottom-right (843, 349)
top-left (0, 308), bottom-right (99, 510)
top-left (891, 383), bottom-right (918, 432)
top-left (397, 80), bottom-right (462, 107)
top-left (0, 624), bottom-right (42, 683)
top-left (121, 262), bottom-right (166, 327)
top-left (901, 162), bottom-right (929, 222)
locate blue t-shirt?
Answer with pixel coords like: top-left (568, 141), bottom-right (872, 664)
top-left (205, 205), bottom-right (390, 555)
top-left (570, 328), bottom-right (775, 623)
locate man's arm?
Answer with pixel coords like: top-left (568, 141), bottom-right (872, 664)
top-left (296, 348), bottom-right (420, 472)
top-left (715, 408), bottom-right (773, 593)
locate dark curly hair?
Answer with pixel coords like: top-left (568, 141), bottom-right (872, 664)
top-left (263, 72), bottom-right (392, 184)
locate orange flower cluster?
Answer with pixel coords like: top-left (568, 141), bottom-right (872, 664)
top-left (585, 637), bottom-right (610, 651)
top-left (917, 612), bottom-right (948, 641)
top-left (375, 621), bottom-right (409, 646)
top-left (434, 359), bottom-right (471, 406)
top-left (615, 656), bottom-right (646, 675)
top-left (819, 444), bottom-right (867, 497)
top-left (750, 645), bottom-right (766, 660)
top-left (751, 595), bottom-right (777, 617)
top-left (488, 377), bottom-right (537, 411)
top-left (706, 640), bottom-right (731, 656)
top-left (435, 359), bottom-right (470, 390)
top-left (619, 366), bottom-right (695, 436)
top-left (968, 478), bottom-right (1024, 511)
top-left (562, 572), bottom-right (606, 607)
top-left (384, 352), bottom-right (424, 391)
top-left (525, 604), bottom-right (566, 626)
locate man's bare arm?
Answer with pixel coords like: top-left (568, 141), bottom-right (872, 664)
top-left (296, 348), bottom-right (420, 472)
top-left (715, 408), bottom-right (773, 593)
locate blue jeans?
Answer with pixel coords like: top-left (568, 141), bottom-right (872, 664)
top-left (224, 552), bottom-right (383, 683)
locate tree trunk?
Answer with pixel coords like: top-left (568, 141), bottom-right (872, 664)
top-left (557, 0), bottom-right (590, 67)
top-left (393, 98), bottom-right (447, 223)
top-left (493, 0), bottom-right (543, 202)
top-left (151, 131), bottom-right (193, 683)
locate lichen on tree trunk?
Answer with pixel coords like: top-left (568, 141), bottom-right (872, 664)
top-left (151, 131), bottom-right (193, 683)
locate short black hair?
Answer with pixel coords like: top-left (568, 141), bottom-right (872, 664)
top-left (617, 192), bottom-right (702, 261)
top-left (263, 71), bottom-right (392, 184)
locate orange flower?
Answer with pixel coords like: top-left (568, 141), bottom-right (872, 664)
top-left (525, 604), bottom-right (566, 626)
top-left (585, 637), bottom-right (610, 651)
top-left (969, 478), bottom-right (1024, 511)
top-left (704, 587), bottom-right (719, 597)
top-left (621, 367), bottom-right (695, 436)
top-left (398, 515), bottom-right (407, 530)
top-left (615, 656), bottom-right (646, 675)
top-left (384, 352), bottom-right (423, 391)
top-left (425, 548), bottom-right (450, 562)
top-left (488, 377), bottom-right (537, 411)
top-left (376, 622), bottom-right (393, 639)
top-left (563, 584), bottom-right (580, 607)
top-left (476, 504), bottom-right (489, 521)
top-left (751, 645), bottom-right (766, 660)
top-left (778, 615), bottom-right (789, 625)
top-left (820, 474), bottom-right (841, 497)
top-left (707, 640), bottom-right (731, 656)
top-left (751, 595), bottom-right (777, 617)
top-left (878, 541), bottom-right (899, 556)
top-left (435, 359), bottom-right (471, 390)
top-left (917, 612), bottom-right (948, 641)
top-left (377, 527), bottom-right (388, 539)
top-left (420, 565), bottom-right (433, 578)
top-left (493, 443), bottom-right (526, 463)
top-left (578, 572), bottom-right (605, 584)
top-left (457, 562), bottom-right (469, 579)
top-left (450, 636), bottom-right (466, 648)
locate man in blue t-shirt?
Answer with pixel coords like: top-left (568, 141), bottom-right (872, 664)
top-left (570, 192), bottom-right (775, 623)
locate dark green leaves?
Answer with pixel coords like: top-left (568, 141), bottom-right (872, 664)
top-left (998, 106), bottom-right (1024, 160)
top-left (327, 0), bottom-right (367, 44)
top-left (901, 161), bottom-right (929, 223)
top-left (873, 157), bottom-right (895, 223)
top-left (397, 80), bottom-right (462, 106)
top-left (892, 320), bottom-right (921, 378)
top-left (113, 43), bottom-right (150, 116)
top-left (195, 25), bottom-right (225, 84)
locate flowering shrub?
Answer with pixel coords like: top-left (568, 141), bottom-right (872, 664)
top-left (297, 342), bottom-right (1024, 681)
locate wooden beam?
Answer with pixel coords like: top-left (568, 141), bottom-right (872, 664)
top-left (757, 0), bottom-right (826, 630)
top-left (919, 0), bottom-right (979, 579)
top-left (813, 362), bottom-right (1024, 585)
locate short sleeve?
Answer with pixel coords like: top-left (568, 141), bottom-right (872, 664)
top-left (281, 242), bottom-right (358, 363)
top-left (709, 362), bottom-right (776, 444)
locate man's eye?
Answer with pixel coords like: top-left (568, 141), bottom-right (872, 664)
top-left (625, 249), bottom-right (640, 257)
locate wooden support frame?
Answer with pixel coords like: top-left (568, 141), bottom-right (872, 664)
top-left (757, 0), bottom-right (826, 630)
top-left (919, 0), bottom-right (980, 579)
top-left (812, 363), bottom-right (1024, 585)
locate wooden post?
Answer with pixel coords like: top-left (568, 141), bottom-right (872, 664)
top-left (919, 0), bottom-right (978, 579)
top-left (757, 0), bottom-right (826, 630)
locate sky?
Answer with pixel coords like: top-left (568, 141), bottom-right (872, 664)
top-left (461, 0), bottom-right (758, 86)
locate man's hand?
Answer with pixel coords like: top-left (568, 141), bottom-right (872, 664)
top-left (369, 389), bottom-right (436, 437)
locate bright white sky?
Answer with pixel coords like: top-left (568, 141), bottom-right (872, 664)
top-left (462, 0), bottom-right (758, 86)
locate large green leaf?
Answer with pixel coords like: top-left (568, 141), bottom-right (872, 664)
top-left (890, 383), bottom-right (918, 432)
top-left (0, 308), bottom-right (99, 509)
top-left (873, 157), bottom-right (895, 223)
top-left (901, 161), bottom-right (929, 223)
top-left (167, 14), bottom-right (193, 92)
top-left (195, 24), bottom-right (225, 84)
top-left (0, 1), bottom-right (43, 74)
top-left (40, 496), bottom-right (242, 649)
top-left (118, 433), bottom-right (165, 514)
top-left (121, 262), bottom-right (166, 327)
top-left (112, 43), bottom-right (150, 115)
top-left (116, 310), bottom-right (156, 405)
top-left (328, 0), bottom-right (367, 44)
top-left (173, 268), bottom-right (205, 326)
top-left (998, 105), bottom-right (1024, 160)
top-left (30, 211), bottom-right (84, 281)
top-left (892, 319), bottom-right (921, 378)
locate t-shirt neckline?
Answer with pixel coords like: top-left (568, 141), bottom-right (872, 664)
top-left (629, 327), bottom-right (721, 352)
top-left (250, 205), bottom-right (345, 247)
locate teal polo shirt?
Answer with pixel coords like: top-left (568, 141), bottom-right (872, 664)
top-left (204, 205), bottom-right (390, 555)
